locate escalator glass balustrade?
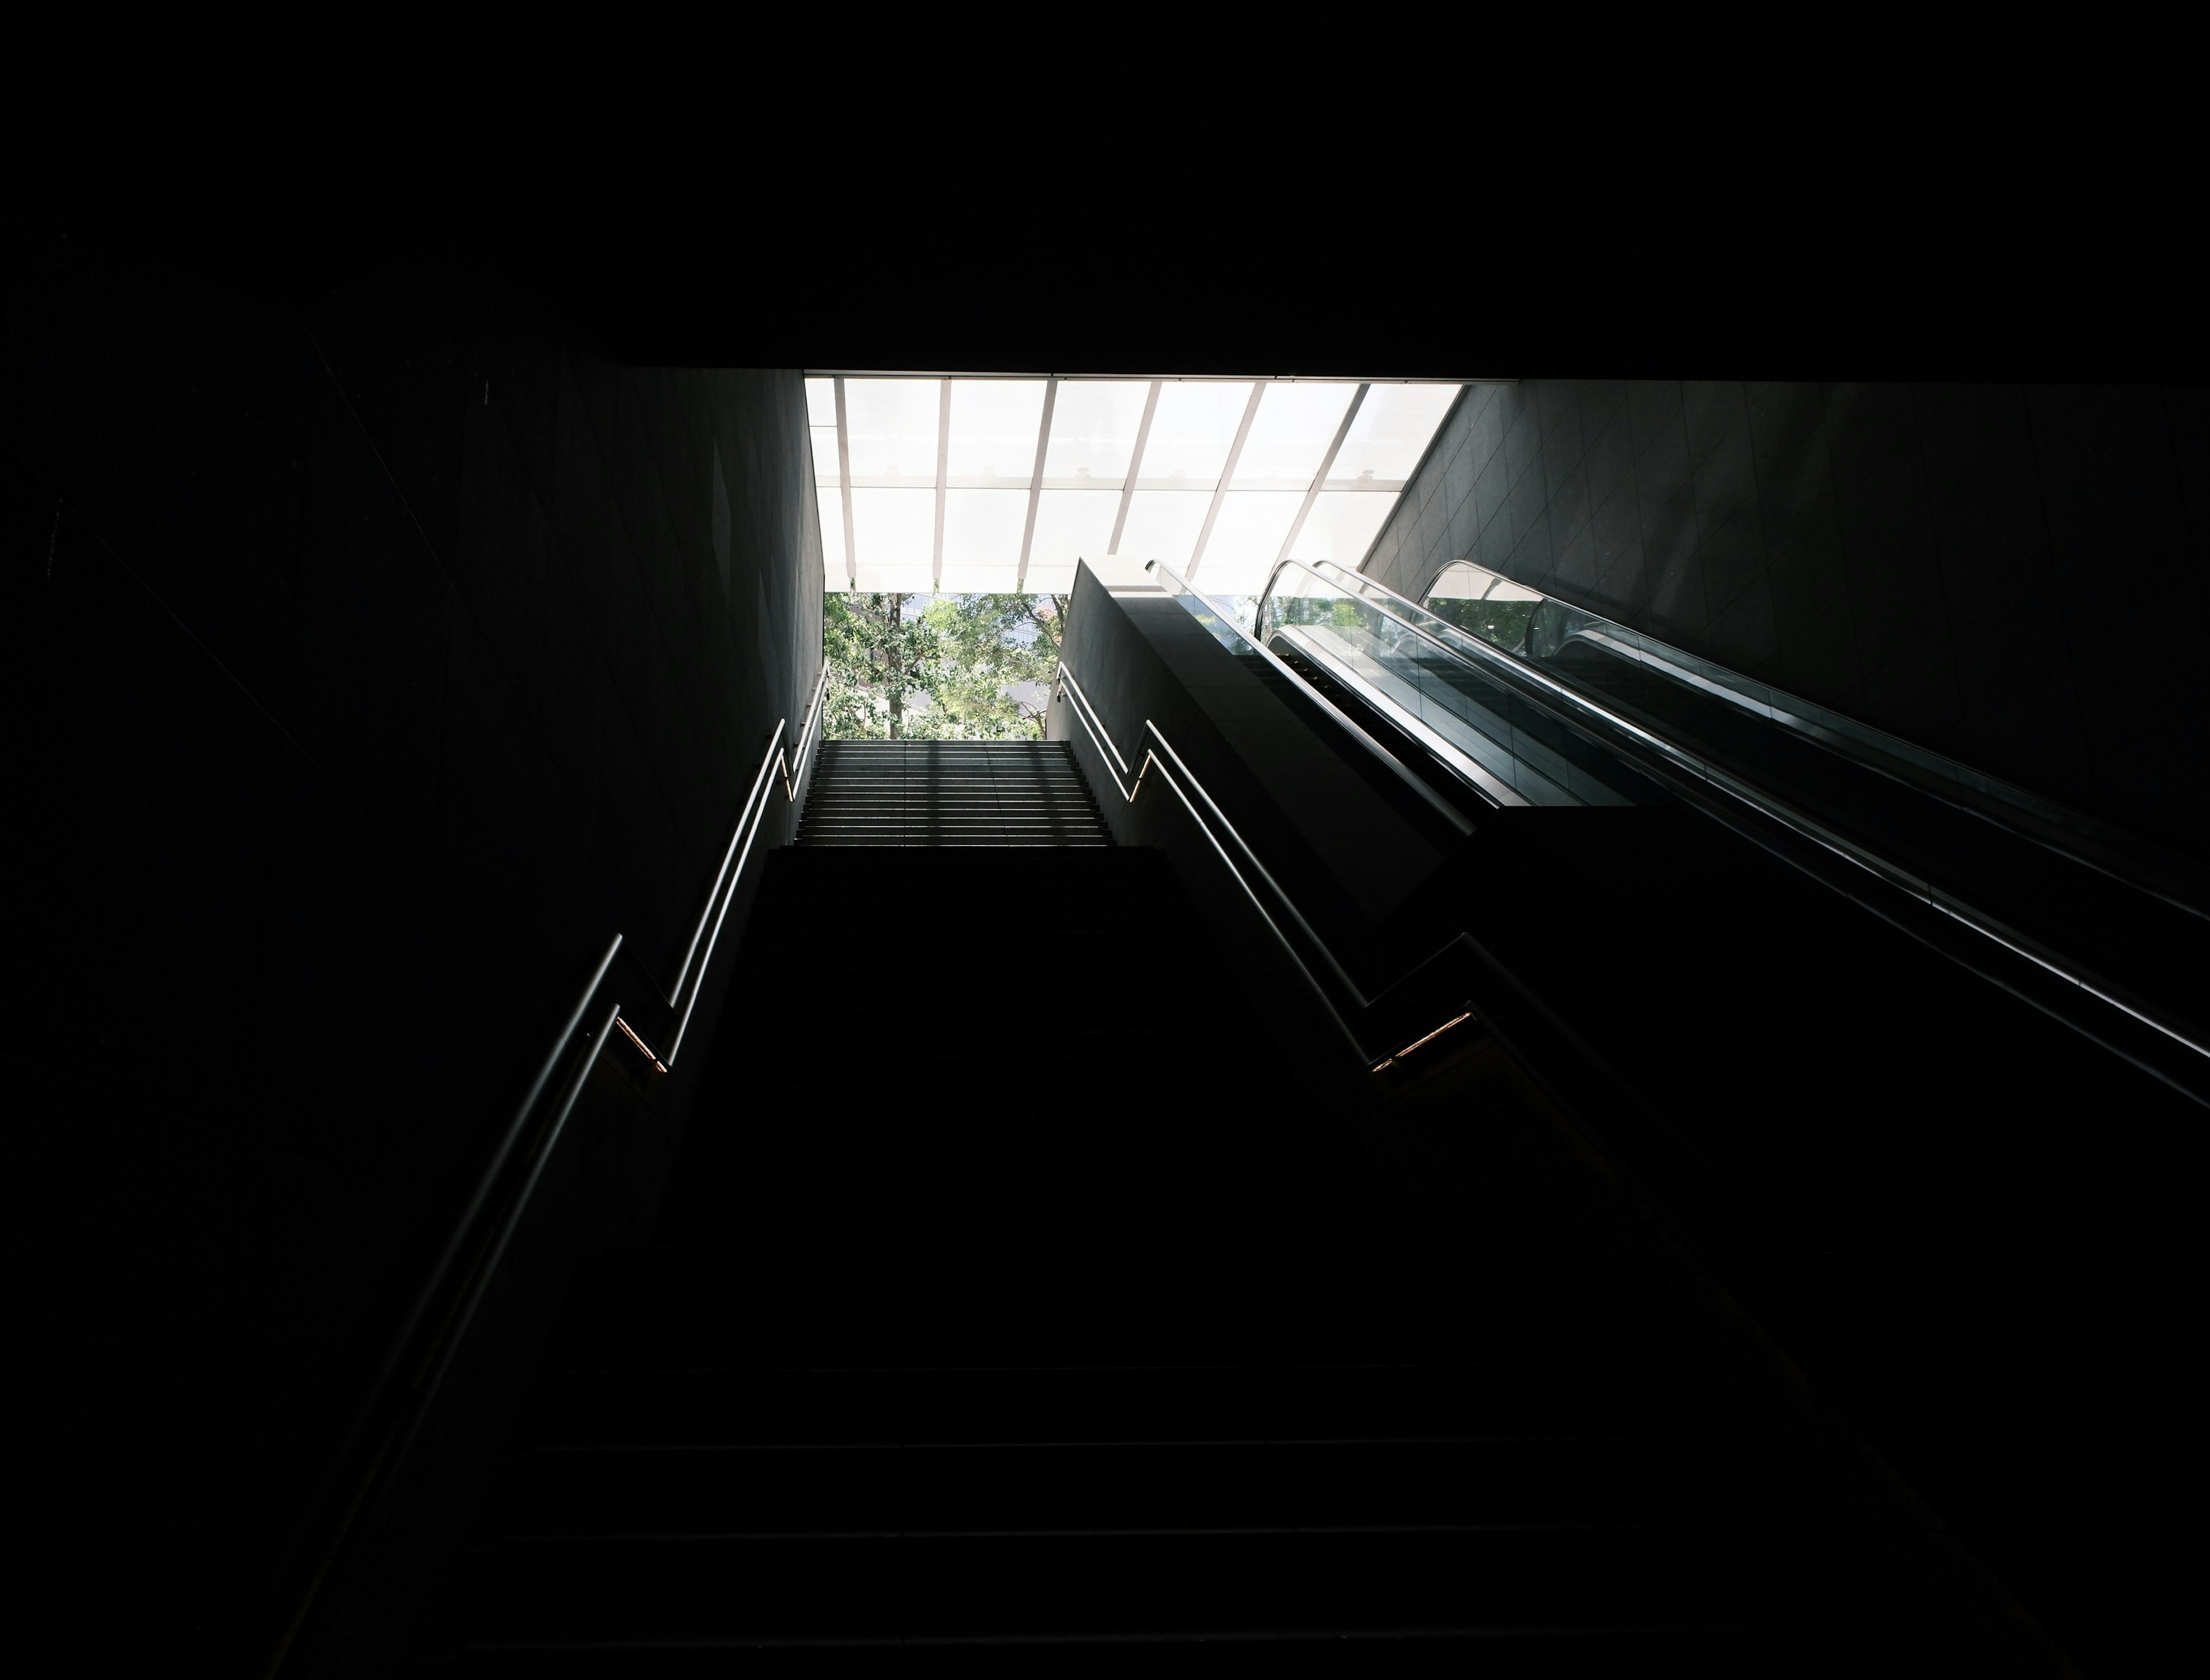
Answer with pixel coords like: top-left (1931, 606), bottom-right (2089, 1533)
top-left (1140, 553), bottom-right (2210, 1095)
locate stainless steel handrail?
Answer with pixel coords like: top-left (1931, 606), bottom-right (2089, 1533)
top-left (1054, 661), bottom-right (1374, 1062)
top-left (1144, 560), bottom-right (1476, 839)
top-left (1255, 601), bottom-right (1534, 810)
top-left (656, 657), bottom-right (831, 1066)
top-left (1257, 557), bottom-right (2210, 1089)
top-left (257, 658), bottom-right (829, 1678)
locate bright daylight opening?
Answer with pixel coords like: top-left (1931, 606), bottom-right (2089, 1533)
top-left (807, 374), bottom-right (1462, 738)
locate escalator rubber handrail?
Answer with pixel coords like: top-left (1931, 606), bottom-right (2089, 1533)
top-left (1324, 556), bottom-right (2210, 921)
top-left (1257, 557), bottom-right (2210, 1092)
top-left (1144, 560), bottom-right (1476, 839)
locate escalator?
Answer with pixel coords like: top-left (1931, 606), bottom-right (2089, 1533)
top-left (1119, 555), bottom-right (2206, 1675)
top-left (1243, 555), bottom-right (2210, 1105)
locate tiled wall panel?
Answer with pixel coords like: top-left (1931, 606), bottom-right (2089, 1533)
top-left (1, 219), bottom-right (822, 1673)
top-left (1366, 382), bottom-right (2210, 855)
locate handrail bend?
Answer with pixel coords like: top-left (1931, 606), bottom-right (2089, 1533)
top-left (252, 658), bottom-right (830, 1679)
top-left (658, 657), bottom-right (832, 1065)
top-left (1055, 661), bottom-right (1383, 1066)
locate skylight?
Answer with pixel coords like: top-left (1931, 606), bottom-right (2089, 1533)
top-left (805, 375), bottom-right (1464, 597)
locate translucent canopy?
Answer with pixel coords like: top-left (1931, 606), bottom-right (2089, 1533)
top-left (805, 374), bottom-right (1465, 594)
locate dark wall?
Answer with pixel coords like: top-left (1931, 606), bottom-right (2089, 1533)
top-left (2, 217), bottom-right (821, 1675)
top-left (1365, 380), bottom-right (2210, 856)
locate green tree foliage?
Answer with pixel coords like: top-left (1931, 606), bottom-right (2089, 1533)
top-left (823, 591), bottom-right (1069, 740)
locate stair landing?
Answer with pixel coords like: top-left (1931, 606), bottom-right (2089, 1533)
top-left (798, 740), bottom-right (1111, 847)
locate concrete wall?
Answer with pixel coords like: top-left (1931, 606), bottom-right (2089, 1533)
top-left (2, 217), bottom-right (820, 1675)
top-left (1365, 381), bottom-right (2210, 856)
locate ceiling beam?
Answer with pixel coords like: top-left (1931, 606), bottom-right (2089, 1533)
top-left (1185, 382), bottom-right (1266, 582)
top-left (1107, 380), bottom-right (1162, 555)
top-left (834, 376), bottom-right (856, 584)
top-left (931, 376), bottom-right (950, 590)
top-left (1272, 382), bottom-right (1369, 573)
top-left (1015, 377), bottom-right (1058, 592)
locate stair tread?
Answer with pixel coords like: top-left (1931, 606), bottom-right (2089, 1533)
top-left (431, 811), bottom-right (1799, 1661)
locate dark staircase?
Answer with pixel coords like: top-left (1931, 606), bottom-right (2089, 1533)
top-left (432, 744), bottom-right (1818, 1669)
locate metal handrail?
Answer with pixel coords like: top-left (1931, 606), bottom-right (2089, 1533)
top-left (1255, 601), bottom-right (1533, 810)
top-left (1054, 662), bottom-right (1376, 1064)
top-left (1255, 556), bottom-right (2210, 1094)
top-left (1144, 561), bottom-right (1476, 839)
top-left (660, 658), bottom-right (832, 1062)
top-left (253, 660), bottom-right (829, 1678)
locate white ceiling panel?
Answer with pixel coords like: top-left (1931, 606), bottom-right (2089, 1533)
top-left (849, 488), bottom-right (936, 570)
top-left (1291, 490), bottom-right (1397, 563)
top-left (1022, 558), bottom-right (1081, 592)
top-left (1043, 380), bottom-right (1150, 482)
top-left (1332, 384), bottom-right (1461, 482)
top-left (1232, 384), bottom-right (1355, 489)
top-left (1028, 489), bottom-right (1122, 574)
top-left (850, 557), bottom-right (938, 592)
top-left (1138, 382), bottom-right (1252, 487)
top-left (947, 381), bottom-right (1047, 483)
top-left (808, 375), bottom-right (1466, 594)
top-left (1118, 489), bottom-right (1214, 568)
top-left (1197, 490), bottom-right (1306, 578)
top-left (844, 379), bottom-right (940, 480)
top-left (817, 487), bottom-right (848, 577)
top-left (942, 489), bottom-right (1030, 570)
top-left (938, 561), bottom-right (1023, 593)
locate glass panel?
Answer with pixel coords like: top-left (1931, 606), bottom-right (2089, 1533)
top-left (1117, 489), bottom-right (1214, 567)
top-left (844, 379), bottom-right (940, 481)
top-left (1152, 563), bottom-right (1258, 656)
top-left (810, 425), bottom-right (841, 486)
top-left (1027, 488), bottom-right (1121, 573)
top-left (1330, 383), bottom-right (1460, 482)
top-left (1423, 559), bottom-right (1541, 654)
top-left (1231, 383), bottom-right (1355, 489)
top-left (817, 486), bottom-right (847, 581)
top-left (941, 489), bottom-right (1030, 570)
top-left (947, 380), bottom-right (1047, 484)
top-left (1043, 380), bottom-right (1152, 483)
top-left (1294, 555), bottom-right (2148, 906)
top-left (850, 488), bottom-right (936, 570)
top-left (1253, 562), bottom-right (1640, 807)
top-left (1290, 490), bottom-right (1394, 564)
top-left (1138, 382), bottom-right (1252, 487)
top-left (804, 377), bottom-right (838, 430)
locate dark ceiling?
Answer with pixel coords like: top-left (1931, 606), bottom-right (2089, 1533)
top-left (15, 33), bottom-right (2187, 379)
